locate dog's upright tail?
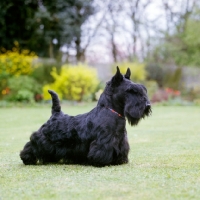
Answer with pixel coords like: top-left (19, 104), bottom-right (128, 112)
top-left (48, 90), bottom-right (61, 114)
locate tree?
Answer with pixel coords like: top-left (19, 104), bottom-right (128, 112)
top-left (0, 0), bottom-right (38, 52)
top-left (0, 0), bottom-right (96, 61)
top-left (105, 0), bottom-right (122, 63)
top-left (123, 0), bottom-right (151, 61)
top-left (176, 8), bottom-right (200, 66)
top-left (149, 0), bottom-right (200, 67)
top-left (40, 0), bottom-right (96, 61)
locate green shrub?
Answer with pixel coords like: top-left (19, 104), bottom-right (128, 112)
top-left (113, 62), bottom-right (146, 82)
top-left (146, 63), bottom-right (165, 87)
top-left (31, 59), bottom-right (61, 85)
top-left (13, 90), bottom-right (34, 102)
top-left (164, 67), bottom-right (182, 90)
top-left (5, 76), bottom-right (41, 102)
top-left (183, 86), bottom-right (200, 102)
top-left (146, 64), bottom-right (183, 90)
top-left (43, 64), bottom-right (100, 102)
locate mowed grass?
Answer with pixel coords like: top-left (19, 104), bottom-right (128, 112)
top-left (0, 104), bottom-right (200, 200)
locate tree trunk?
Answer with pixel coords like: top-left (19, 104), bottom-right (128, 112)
top-left (75, 36), bottom-right (85, 62)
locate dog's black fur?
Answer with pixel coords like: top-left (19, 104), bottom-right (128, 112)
top-left (20, 67), bottom-right (151, 166)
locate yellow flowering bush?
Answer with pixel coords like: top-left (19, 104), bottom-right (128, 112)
top-left (0, 43), bottom-right (38, 99)
top-left (113, 62), bottom-right (147, 82)
top-left (43, 64), bottom-right (100, 101)
top-left (0, 48), bottom-right (37, 76)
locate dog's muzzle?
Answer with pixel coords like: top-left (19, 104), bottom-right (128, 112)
top-left (146, 102), bottom-right (151, 108)
top-left (144, 102), bottom-right (152, 116)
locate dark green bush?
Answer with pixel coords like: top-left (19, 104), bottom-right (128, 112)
top-left (146, 63), bottom-right (183, 90)
top-left (163, 67), bottom-right (182, 90)
top-left (146, 63), bottom-right (164, 87)
top-left (182, 86), bottom-right (200, 102)
top-left (5, 76), bottom-right (41, 102)
top-left (31, 60), bottom-right (61, 85)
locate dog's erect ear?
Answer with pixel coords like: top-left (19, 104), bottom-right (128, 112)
top-left (111, 66), bottom-right (123, 86)
top-left (124, 68), bottom-right (131, 80)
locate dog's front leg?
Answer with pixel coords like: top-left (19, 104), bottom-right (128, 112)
top-left (112, 132), bottom-right (130, 165)
top-left (87, 140), bottom-right (115, 167)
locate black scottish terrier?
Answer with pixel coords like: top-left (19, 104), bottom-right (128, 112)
top-left (20, 67), bottom-right (151, 166)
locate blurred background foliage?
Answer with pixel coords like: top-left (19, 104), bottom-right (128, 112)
top-left (0, 0), bottom-right (200, 104)
top-left (43, 64), bottom-right (99, 101)
top-left (113, 62), bottom-right (147, 82)
top-left (6, 75), bottom-right (41, 102)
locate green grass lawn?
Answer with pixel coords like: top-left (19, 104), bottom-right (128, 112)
top-left (0, 105), bottom-right (200, 200)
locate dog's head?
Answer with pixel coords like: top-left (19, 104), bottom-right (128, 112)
top-left (104, 66), bottom-right (151, 126)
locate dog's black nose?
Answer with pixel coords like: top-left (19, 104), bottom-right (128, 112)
top-left (146, 102), bottom-right (151, 108)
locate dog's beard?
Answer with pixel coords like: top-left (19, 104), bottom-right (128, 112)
top-left (125, 105), bottom-right (151, 126)
top-left (125, 112), bottom-right (141, 126)
top-left (143, 105), bottom-right (152, 117)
